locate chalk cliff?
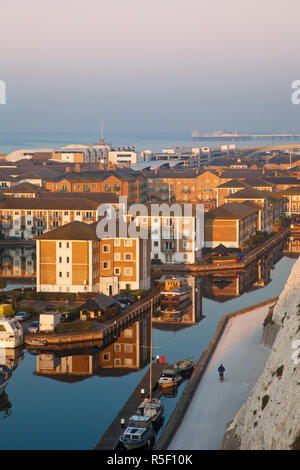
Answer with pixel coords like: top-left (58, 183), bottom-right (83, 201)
top-left (223, 256), bottom-right (300, 450)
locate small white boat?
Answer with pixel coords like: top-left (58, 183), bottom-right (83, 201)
top-left (0, 318), bottom-right (24, 349)
top-left (119, 415), bottom-right (155, 450)
top-left (136, 398), bottom-right (164, 426)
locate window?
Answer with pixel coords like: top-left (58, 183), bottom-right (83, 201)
top-left (59, 272), bottom-right (62, 277)
top-left (27, 211), bottom-right (31, 215)
top-left (66, 272), bottom-right (70, 278)
top-left (124, 268), bottom-right (132, 276)
top-left (114, 344), bottom-right (121, 352)
top-left (114, 253), bottom-right (120, 261)
top-left (125, 253), bottom-right (132, 261)
top-left (114, 359), bottom-right (121, 365)
top-left (59, 242), bottom-right (62, 248)
top-left (124, 328), bottom-right (133, 338)
top-left (126, 283), bottom-right (131, 290)
top-left (66, 257), bottom-right (70, 263)
top-left (103, 245), bottom-right (110, 253)
top-left (64, 211), bottom-right (69, 216)
top-left (154, 241), bottom-right (159, 247)
top-left (125, 344), bottom-right (133, 353)
top-left (114, 267), bottom-right (120, 275)
top-left (103, 262), bottom-right (110, 269)
top-left (124, 239), bottom-right (132, 247)
top-left (114, 239), bottom-right (120, 246)
top-left (124, 358), bottom-right (133, 366)
top-left (103, 353), bottom-right (110, 361)
top-left (59, 257), bottom-right (62, 263)
top-left (0, 325), bottom-right (6, 332)
top-left (66, 242), bottom-right (69, 248)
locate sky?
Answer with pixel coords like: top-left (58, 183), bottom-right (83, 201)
top-left (1, 0), bottom-right (300, 137)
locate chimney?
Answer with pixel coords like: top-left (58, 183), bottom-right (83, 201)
top-left (66, 167), bottom-right (71, 173)
top-left (75, 164), bottom-right (80, 173)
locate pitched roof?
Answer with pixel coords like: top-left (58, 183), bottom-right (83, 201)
top-left (79, 294), bottom-right (117, 311)
top-left (0, 197), bottom-right (101, 210)
top-left (205, 202), bottom-right (259, 220)
top-left (217, 179), bottom-right (249, 189)
top-left (0, 182), bottom-right (48, 193)
top-left (36, 221), bottom-right (98, 240)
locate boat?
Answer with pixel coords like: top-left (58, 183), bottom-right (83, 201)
top-left (136, 398), bottom-right (164, 426)
top-left (0, 365), bottom-right (12, 396)
top-left (158, 367), bottom-right (183, 388)
top-left (0, 318), bottom-right (24, 348)
top-left (160, 277), bottom-right (191, 305)
top-left (119, 415), bottom-right (155, 450)
top-left (173, 358), bottom-right (195, 377)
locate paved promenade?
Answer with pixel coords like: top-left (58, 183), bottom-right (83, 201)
top-left (168, 305), bottom-right (270, 450)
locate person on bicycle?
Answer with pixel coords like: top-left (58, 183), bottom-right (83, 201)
top-left (218, 364), bottom-right (225, 380)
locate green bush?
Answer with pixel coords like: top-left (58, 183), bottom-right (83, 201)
top-left (15, 304), bottom-right (37, 315)
top-left (276, 365), bottom-right (284, 378)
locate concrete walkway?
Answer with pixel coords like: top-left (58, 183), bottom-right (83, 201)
top-left (168, 305), bottom-right (270, 450)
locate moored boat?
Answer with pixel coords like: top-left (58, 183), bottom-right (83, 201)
top-left (136, 398), bottom-right (164, 426)
top-left (0, 318), bottom-right (24, 349)
top-left (160, 278), bottom-right (191, 305)
top-left (158, 367), bottom-right (183, 388)
top-left (119, 415), bottom-right (155, 450)
top-left (173, 358), bottom-right (195, 377)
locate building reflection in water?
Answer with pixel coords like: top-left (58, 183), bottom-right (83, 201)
top-left (0, 247), bottom-right (35, 278)
top-left (153, 277), bottom-right (204, 330)
top-left (32, 316), bottom-right (151, 381)
top-left (0, 347), bottom-right (24, 419)
top-left (284, 234), bottom-right (300, 255)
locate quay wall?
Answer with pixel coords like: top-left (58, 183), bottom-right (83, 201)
top-left (155, 296), bottom-right (278, 450)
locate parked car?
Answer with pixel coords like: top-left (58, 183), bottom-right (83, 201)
top-left (14, 311), bottom-right (31, 322)
top-left (116, 296), bottom-right (135, 306)
top-left (60, 312), bottom-right (74, 322)
top-left (27, 321), bottom-right (39, 334)
top-left (118, 303), bottom-right (128, 311)
top-left (43, 304), bottom-right (57, 313)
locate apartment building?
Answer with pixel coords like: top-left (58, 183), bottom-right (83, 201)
top-left (51, 145), bottom-right (109, 164)
top-left (204, 202), bottom-right (259, 249)
top-left (280, 187), bottom-right (300, 217)
top-left (130, 203), bottom-right (204, 264)
top-left (145, 169), bottom-right (222, 210)
top-left (0, 194), bottom-right (120, 239)
top-left (36, 222), bottom-right (100, 293)
top-left (45, 167), bottom-right (147, 203)
top-left (0, 182), bottom-right (49, 198)
top-left (224, 187), bottom-right (281, 232)
top-left (216, 178), bottom-right (275, 207)
top-left (108, 148), bottom-right (138, 166)
top-left (36, 220), bottom-right (151, 294)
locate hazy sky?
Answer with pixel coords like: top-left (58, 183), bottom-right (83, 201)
top-left (1, 0), bottom-right (300, 137)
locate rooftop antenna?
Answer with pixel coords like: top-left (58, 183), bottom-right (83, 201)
top-left (100, 120), bottom-right (104, 145)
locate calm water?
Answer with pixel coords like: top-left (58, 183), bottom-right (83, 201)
top-left (1, 131), bottom-right (300, 154)
top-left (0, 255), bottom-right (296, 450)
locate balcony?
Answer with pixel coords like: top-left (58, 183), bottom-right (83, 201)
top-left (50, 215), bottom-right (60, 221)
top-left (160, 188), bottom-right (168, 192)
top-left (182, 188), bottom-right (191, 193)
top-left (162, 245), bottom-right (175, 252)
top-left (114, 186), bottom-right (120, 191)
top-left (2, 214), bottom-right (11, 219)
top-left (139, 183), bottom-right (147, 189)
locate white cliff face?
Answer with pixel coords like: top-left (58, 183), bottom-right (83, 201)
top-left (228, 257), bottom-right (300, 450)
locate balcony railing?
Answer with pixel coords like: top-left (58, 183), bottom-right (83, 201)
top-left (162, 246), bottom-right (175, 252)
top-left (50, 215), bottom-right (60, 220)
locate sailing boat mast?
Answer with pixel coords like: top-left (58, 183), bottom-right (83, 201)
top-left (149, 298), bottom-right (153, 402)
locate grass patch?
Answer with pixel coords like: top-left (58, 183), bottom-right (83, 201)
top-left (56, 320), bottom-right (93, 333)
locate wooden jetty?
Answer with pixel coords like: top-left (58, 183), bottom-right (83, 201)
top-left (94, 361), bottom-right (167, 450)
